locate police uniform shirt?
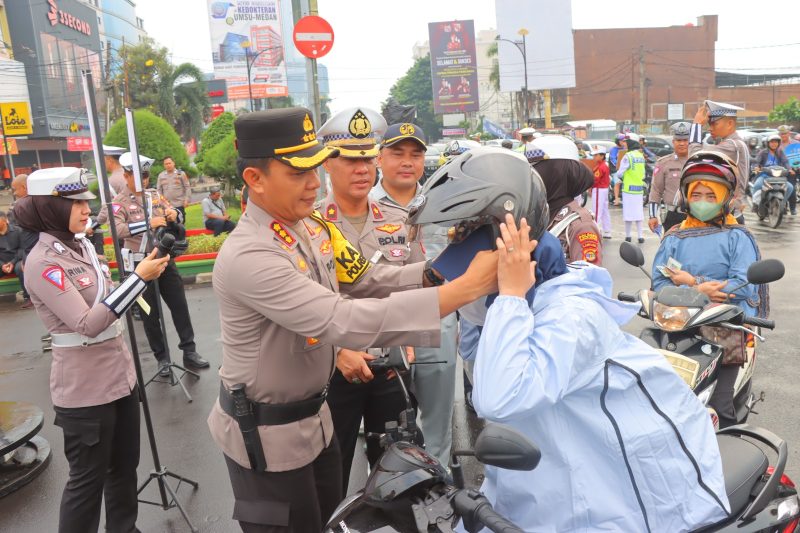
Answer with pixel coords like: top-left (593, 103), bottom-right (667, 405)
top-left (207, 201), bottom-right (441, 472)
top-left (320, 191), bottom-right (425, 266)
top-left (649, 153), bottom-right (687, 208)
top-left (24, 234), bottom-right (139, 408)
top-left (157, 169), bottom-right (191, 206)
top-left (550, 201), bottom-right (603, 264)
top-left (112, 186), bottom-right (175, 251)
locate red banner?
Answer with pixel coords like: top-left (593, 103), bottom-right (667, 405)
top-left (67, 136), bottom-right (93, 151)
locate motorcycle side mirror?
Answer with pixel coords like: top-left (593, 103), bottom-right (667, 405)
top-left (619, 241), bottom-right (645, 267)
top-left (473, 424), bottom-right (541, 471)
top-left (747, 259), bottom-right (785, 285)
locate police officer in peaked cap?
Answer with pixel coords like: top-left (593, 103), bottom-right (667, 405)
top-left (207, 107), bottom-right (499, 532)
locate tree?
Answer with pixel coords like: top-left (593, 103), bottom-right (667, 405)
top-left (195, 111), bottom-right (235, 171)
top-left (769, 97), bottom-right (800, 124)
top-left (104, 110), bottom-right (190, 178)
top-left (385, 54), bottom-right (441, 141)
top-left (114, 39), bottom-right (208, 140)
top-left (201, 131), bottom-right (240, 193)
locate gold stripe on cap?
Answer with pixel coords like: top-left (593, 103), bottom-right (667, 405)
top-left (381, 134), bottom-right (423, 145)
top-left (337, 145), bottom-right (379, 158)
top-left (280, 146), bottom-right (337, 169)
top-left (274, 139), bottom-right (320, 155)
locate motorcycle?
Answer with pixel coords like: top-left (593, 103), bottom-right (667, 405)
top-left (617, 241), bottom-right (785, 428)
top-left (325, 350), bottom-right (537, 533)
top-left (750, 165), bottom-right (791, 228)
top-left (327, 322), bottom-right (800, 533)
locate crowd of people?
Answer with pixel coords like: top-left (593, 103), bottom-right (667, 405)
top-left (0, 98), bottom-right (787, 533)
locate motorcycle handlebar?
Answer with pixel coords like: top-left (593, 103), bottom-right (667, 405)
top-left (452, 490), bottom-right (524, 533)
top-left (617, 292), bottom-right (637, 302)
top-left (743, 316), bottom-right (775, 330)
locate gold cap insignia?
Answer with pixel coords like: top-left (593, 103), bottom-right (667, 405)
top-left (399, 123), bottom-right (415, 135)
top-left (348, 109), bottom-right (372, 139)
top-left (303, 113), bottom-right (314, 133)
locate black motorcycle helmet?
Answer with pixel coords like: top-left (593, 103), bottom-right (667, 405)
top-left (408, 147), bottom-right (549, 245)
top-left (155, 221), bottom-right (189, 256)
top-left (678, 149), bottom-right (738, 215)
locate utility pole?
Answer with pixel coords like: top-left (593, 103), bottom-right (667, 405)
top-left (308, 0), bottom-right (322, 127)
top-left (544, 90), bottom-right (552, 129)
top-left (630, 52), bottom-right (635, 123)
top-left (638, 45), bottom-right (646, 125)
top-left (105, 41), bottom-right (113, 130)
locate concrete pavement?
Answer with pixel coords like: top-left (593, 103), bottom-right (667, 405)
top-left (0, 205), bottom-right (798, 532)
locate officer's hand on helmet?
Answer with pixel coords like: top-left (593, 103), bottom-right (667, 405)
top-left (648, 217), bottom-right (659, 232)
top-left (150, 216), bottom-right (167, 229)
top-left (497, 214), bottom-right (538, 298)
top-left (460, 250), bottom-right (499, 297)
top-left (134, 249), bottom-right (170, 281)
top-left (337, 349), bottom-right (375, 384)
top-left (694, 106), bottom-right (709, 126)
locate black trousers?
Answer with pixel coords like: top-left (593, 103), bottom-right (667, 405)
top-left (327, 369), bottom-right (416, 493)
top-left (224, 439), bottom-right (342, 532)
top-left (138, 259), bottom-right (196, 361)
top-left (709, 364), bottom-right (739, 429)
top-left (13, 260), bottom-right (27, 299)
top-left (54, 388), bottom-right (141, 533)
top-left (789, 174), bottom-right (798, 213)
top-left (205, 218), bottom-right (237, 236)
top-left (175, 206), bottom-right (186, 223)
top-left (662, 210), bottom-right (686, 232)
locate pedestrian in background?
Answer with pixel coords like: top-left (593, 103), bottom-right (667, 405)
top-left (590, 148), bottom-right (612, 238)
top-left (156, 156), bottom-right (191, 221)
top-left (202, 186), bottom-right (237, 236)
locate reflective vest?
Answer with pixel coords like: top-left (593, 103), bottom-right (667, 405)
top-left (622, 150), bottom-right (646, 194)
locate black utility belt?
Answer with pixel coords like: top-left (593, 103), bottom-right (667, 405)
top-left (218, 382), bottom-right (327, 426)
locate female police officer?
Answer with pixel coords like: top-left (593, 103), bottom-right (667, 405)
top-left (13, 167), bottom-right (169, 533)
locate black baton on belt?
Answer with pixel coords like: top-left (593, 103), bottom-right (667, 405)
top-left (229, 383), bottom-right (267, 472)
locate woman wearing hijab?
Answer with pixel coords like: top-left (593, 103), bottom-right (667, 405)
top-left (14, 167), bottom-right (169, 533)
top-left (653, 150), bottom-right (766, 429)
top-left (533, 153), bottom-right (603, 265)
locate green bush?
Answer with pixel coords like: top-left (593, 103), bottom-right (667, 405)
top-left (102, 232), bottom-right (229, 262)
top-left (196, 112), bottom-right (235, 170)
top-left (202, 131), bottom-right (241, 189)
top-left (104, 110), bottom-right (189, 178)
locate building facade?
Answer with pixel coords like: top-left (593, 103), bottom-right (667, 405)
top-left (4, 0), bottom-right (104, 173)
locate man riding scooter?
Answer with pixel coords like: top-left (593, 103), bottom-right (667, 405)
top-left (752, 134), bottom-right (796, 215)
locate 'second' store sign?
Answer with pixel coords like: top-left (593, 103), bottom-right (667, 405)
top-left (47, 0), bottom-right (92, 36)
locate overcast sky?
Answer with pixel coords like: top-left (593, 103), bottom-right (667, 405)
top-left (135, 0), bottom-right (800, 114)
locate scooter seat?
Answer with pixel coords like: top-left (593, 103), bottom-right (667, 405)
top-left (718, 434), bottom-right (768, 516)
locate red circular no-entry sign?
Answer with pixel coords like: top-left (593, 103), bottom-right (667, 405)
top-left (293, 15), bottom-right (334, 59)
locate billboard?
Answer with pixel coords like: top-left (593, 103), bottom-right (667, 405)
top-left (206, 0), bottom-right (288, 100)
top-left (495, 0), bottom-right (575, 92)
top-left (428, 20), bottom-right (480, 114)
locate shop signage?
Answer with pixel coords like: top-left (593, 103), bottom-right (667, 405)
top-left (0, 102), bottom-right (33, 136)
top-left (47, 0), bottom-right (92, 36)
top-left (67, 136), bottom-right (93, 151)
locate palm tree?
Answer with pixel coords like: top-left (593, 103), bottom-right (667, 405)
top-left (156, 62), bottom-right (208, 141)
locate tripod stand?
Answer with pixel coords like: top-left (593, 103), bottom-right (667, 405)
top-left (82, 72), bottom-right (199, 532)
top-left (140, 274), bottom-right (200, 403)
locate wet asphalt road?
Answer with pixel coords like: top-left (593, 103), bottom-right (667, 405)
top-left (0, 206), bottom-right (798, 532)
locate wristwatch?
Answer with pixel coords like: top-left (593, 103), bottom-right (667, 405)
top-left (423, 260), bottom-right (445, 286)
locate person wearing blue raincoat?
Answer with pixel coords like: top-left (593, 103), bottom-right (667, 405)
top-left (462, 216), bottom-right (729, 533)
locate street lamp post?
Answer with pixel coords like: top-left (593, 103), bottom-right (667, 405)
top-left (496, 29), bottom-right (529, 127)
top-left (243, 42), bottom-right (281, 112)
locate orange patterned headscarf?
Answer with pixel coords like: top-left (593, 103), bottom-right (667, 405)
top-left (680, 179), bottom-right (739, 228)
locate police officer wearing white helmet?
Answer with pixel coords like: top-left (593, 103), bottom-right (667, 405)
top-left (113, 152), bottom-right (209, 376)
top-left (13, 167), bottom-right (170, 532)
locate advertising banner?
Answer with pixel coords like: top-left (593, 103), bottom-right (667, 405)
top-left (428, 20), bottom-right (480, 114)
top-left (206, 0), bottom-right (288, 100)
top-left (482, 118), bottom-right (508, 139)
top-left (0, 102), bottom-right (33, 136)
top-left (67, 136), bottom-right (93, 151)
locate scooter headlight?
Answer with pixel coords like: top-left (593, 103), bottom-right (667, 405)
top-left (653, 303), bottom-right (700, 332)
top-left (771, 168), bottom-right (784, 177)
